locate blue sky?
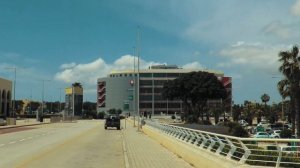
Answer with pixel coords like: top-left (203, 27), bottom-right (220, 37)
top-left (1, 0), bottom-right (300, 104)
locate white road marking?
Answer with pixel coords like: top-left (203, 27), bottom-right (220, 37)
top-left (27, 137), bottom-right (33, 139)
top-left (19, 139), bottom-right (26, 142)
top-left (42, 134), bottom-right (46, 135)
top-left (9, 141), bottom-right (16, 144)
top-left (0, 144), bottom-right (5, 147)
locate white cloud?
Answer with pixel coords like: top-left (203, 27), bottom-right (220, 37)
top-left (263, 21), bottom-right (291, 39)
top-left (218, 42), bottom-right (291, 74)
top-left (291, 0), bottom-right (300, 16)
top-left (60, 62), bottom-right (76, 69)
top-left (55, 55), bottom-right (205, 94)
top-left (182, 62), bottom-right (204, 69)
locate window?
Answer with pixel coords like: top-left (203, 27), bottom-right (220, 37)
top-left (154, 80), bottom-right (166, 85)
top-left (140, 80), bottom-right (152, 86)
top-left (140, 88), bottom-right (152, 93)
top-left (140, 95), bottom-right (153, 101)
top-left (140, 73), bottom-right (152, 77)
top-left (153, 73), bottom-right (166, 77)
top-left (140, 103), bottom-right (152, 108)
top-left (167, 73), bottom-right (180, 78)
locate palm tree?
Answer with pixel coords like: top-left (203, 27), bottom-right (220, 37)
top-left (278, 45), bottom-right (300, 137)
top-left (277, 79), bottom-right (295, 132)
top-left (260, 93), bottom-right (270, 123)
top-left (261, 93), bottom-right (270, 106)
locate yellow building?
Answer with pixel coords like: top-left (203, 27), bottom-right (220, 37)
top-left (65, 83), bottom-right (83, 116)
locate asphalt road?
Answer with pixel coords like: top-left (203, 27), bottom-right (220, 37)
top-left (0, 120), bottom-right (124, 168)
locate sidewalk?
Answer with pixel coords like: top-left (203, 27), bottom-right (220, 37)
top-left (0, 118), bottom-right (50, 129)
top-left (122, 119), bottom-right (193, 168)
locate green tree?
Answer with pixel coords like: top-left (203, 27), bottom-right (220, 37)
top-left (260, 93), bottom-right (270, 122)
top-left (82, 102), bottom-right (97, 119)
top-left (278, 79), bottom-right (295, 132)
top-left (163, 71), bottom-right (227, 123)
top-left (278, 45), bottom-right (300, 137)
top-left (107, 108), bottom-right (122, 115)
top-left (232, 104), bottom-right (242, 122)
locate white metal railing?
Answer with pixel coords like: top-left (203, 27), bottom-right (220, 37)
top-left (145, 120), bottom-right (300, 168)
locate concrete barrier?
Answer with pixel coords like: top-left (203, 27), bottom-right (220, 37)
top-left (142, 125), bottom-right (254, 168)
top-left (7, 118), bottom-right (16, 125)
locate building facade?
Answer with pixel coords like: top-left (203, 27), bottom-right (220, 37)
top-left (65, 83), bottom-right (83, 117)
top-left (97, 65), bottom-right (232, 116)
top-left (0, 77), bottom-right (12, 119)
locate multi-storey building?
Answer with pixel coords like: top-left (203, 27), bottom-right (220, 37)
top-left (0, 77), bottom-right (12, 119)
top-left (65, 83), bottom-right (83, 117)
top-left (97, 65), bottom-right (232, 116)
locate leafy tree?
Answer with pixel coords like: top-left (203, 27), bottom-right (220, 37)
top-left (260, 93), bottom-right (270, 121)
top-left (261, 93), bottom-right (270, 106)
top-left (163, 71), bottom-right (227, 123)
top-left (107, 108), bottom-right (122, 115)
top-left (82, 102), bottom-right (97, 118)
top-left (278, 45), bottom-right (300, 137)
top-left (232, 104), bottom-right (242, 122)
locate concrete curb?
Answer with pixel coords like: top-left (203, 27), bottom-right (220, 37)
top-left (0, 122), bottom-right (51, 130)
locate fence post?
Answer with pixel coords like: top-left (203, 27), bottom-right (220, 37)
top-left (238, 140), bottom-right (251, 164)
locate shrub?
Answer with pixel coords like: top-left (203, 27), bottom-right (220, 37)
top-left (98, 111), bottom-right (105, 119)
top-left (280, 129), bottom-right (292, 138)
top-left (226, 122), bottom-right (240, 133)
top-left (232, 125), bottom-right (249, 137)
top-left (198, 120), bottom-right (212, 125)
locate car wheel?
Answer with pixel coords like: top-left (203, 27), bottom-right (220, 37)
top-left (117, 126), bottom-right (120, 130)
top-left (105, 126), bottom-right (107, 129)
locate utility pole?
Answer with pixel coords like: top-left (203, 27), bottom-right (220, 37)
top-left (137, 26), bottom-right (141, 131)
top-left (39, 79), bottom-right (50, 121)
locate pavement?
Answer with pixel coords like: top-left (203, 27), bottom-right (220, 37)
top-left (0, 119), bottom-right (193, 168)
top-left (0, 118), bottom-right (50, 129)
top-left (122, 119), bottom-right (193, 168)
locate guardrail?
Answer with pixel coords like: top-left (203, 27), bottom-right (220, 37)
top-left (145, 120), bottom-right (300, 168)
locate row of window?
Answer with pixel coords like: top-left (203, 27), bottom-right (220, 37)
top-left (110, 74), bottom-right (137, 78)
top-left (140, 103), bottom-right (181, 108)
top-left (140, 88), bottom-right (164, 94)
top-left (109, 73), bottom-right (181, 78)
top-left (140, 80), bottom-right (167, 86)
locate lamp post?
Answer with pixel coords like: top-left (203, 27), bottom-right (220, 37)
top-left (39, 79), bottom-right (50, 121)
top-left (5, 67), bottom-right (16, 117)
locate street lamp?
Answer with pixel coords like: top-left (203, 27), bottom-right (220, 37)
top-left (38, 79), bottom-right (51, 121)
top-left (5, 67), bottom-right (16, 117)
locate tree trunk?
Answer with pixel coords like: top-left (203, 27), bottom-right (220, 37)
top-left (291, 98), bottom-right (296, 134)
top-left (296, 92), bottom-right (300, 138)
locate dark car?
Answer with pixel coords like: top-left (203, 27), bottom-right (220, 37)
top-left (105, 115), bottom-right (121, 130)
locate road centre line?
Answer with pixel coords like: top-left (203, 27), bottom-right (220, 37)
top-left (19, 139), bottom-right (26, 142)
top-left (0, 144), bottom-right (5, 147)
top-left (9, 141), bottom-right (16, 144)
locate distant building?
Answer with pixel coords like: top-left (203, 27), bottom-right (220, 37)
top-left (65, 83), bottom-right (83, 116)
top-left (0, 77), bottom-right (12, 118)
top-left (97, 65), bottom-right (232, 115)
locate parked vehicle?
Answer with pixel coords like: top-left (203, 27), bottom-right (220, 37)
top-left (270, 130), bottom-right (281, 138)
top-left (238, 120), bottom-right (248, 127)
top-left (257, 121), bottom-right (269, 128)
top-left (104, 115), bottom-right (121, 130)
top-left (253, 132), bottom-right (270, 138)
